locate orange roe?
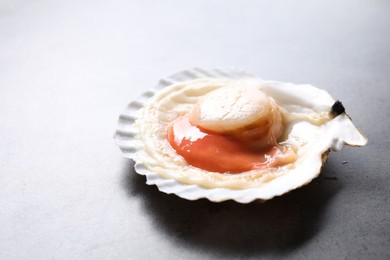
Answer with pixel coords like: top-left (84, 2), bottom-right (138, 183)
top-left (167, 116), bottom-right (295, 173)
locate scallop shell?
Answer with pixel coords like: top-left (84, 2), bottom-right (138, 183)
top-left (114, 68), bottom-right (367, 203)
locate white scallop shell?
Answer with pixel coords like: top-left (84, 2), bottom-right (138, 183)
top-left (114, 68), bottom-right (367, 203)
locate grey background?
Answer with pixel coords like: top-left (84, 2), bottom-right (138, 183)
top-left (1, 0), bottom-right (389, 259)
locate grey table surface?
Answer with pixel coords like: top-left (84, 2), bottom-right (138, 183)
top-left (1, 0), bottom-right (389, 259)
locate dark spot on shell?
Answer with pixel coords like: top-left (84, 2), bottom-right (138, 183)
top-left (331, 100), bottom-right (345, 116)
